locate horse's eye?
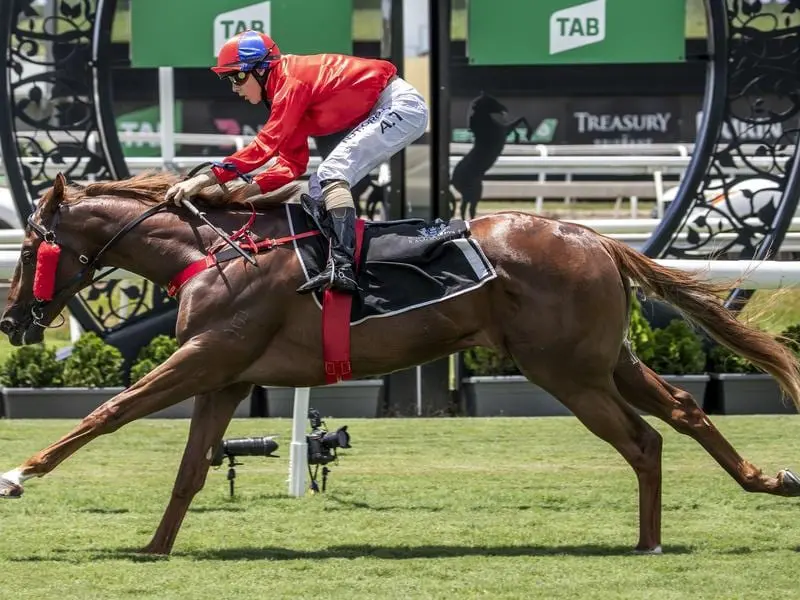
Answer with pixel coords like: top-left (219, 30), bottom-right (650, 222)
top-left (21, 250), bottom-right (33, 265)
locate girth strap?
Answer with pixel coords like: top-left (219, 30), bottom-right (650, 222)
top-left (167, 229), bottom-right (320, 297)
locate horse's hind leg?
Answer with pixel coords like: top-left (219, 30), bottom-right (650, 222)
top-left (515, 359), bottom-right (664, 552)
top-left (553, 380), bottom-right (664, 552)
top-left (613, 356), bottom-right (800, 497)
top-left (142, 382), bottom-right (251, 555)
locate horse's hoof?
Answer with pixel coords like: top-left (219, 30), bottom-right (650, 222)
top-left (633, 545), bottom-right (662, 555)
top-left (778, 469), bottom-right (800, 496)
top-left (0, 477), bottom-right (23, 498)
top-left (138, 543), bottom-right (170, 556)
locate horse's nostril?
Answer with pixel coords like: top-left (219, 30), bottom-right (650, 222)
top-left (0, 318), bottom-right (16, 335)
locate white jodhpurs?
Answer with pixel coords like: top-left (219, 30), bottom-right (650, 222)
top-left (315, 77), bottom-right (429, 187)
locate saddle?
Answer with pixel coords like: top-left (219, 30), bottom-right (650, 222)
top-left (293, 194), bottom-right (497, 383)
top-left (292, 194), bottom-right (496, 325)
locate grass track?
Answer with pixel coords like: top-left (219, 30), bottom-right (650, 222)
top-left (0, 416), bottom-right (799, 599)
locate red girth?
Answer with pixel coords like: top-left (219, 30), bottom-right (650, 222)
top-left (165, 205), bottom-right (365, 385)
top-left (166, 205), bottom-right (319, 297)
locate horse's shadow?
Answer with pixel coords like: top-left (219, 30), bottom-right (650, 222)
top-left (176, 543), bottom-right (695, 561)
top-left (11, 543), bottom-right (695, 563)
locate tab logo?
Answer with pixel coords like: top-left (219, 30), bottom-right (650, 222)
top-left (214, 1), bottom-right (271, 56)
top-left (549, 0), bottom-right (606, 55)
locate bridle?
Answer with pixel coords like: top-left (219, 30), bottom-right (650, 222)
top-left (25, 201), bottom-right (170, 327)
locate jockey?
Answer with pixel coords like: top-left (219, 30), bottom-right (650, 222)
top-left (165, 30), bottom-right (429, 295)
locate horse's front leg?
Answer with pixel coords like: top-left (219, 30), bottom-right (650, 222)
top-left (0, 336), bottom-right (247, 497)
top-left (141, 382), bottom-right (252, 555)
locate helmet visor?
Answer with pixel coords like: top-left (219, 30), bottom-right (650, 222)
top-left (220, 70), bottom-right (250, 87)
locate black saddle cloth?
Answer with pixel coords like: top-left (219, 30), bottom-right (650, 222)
top-left (286, 198), bottom-right (496, 324)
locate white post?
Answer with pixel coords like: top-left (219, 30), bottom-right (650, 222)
top-left (117, 279), bottom-right (129, 319)
top-left (535, 145), bottom-right (547, 214)
top-left (86, 133), bottom-right (99, 182)
top-left (653, 171), bottom-right (665, 219)
top-left (158, 67), bottom-right (175, 168)
top-left (564, 172), bottom-right (573, 206)
top-left (288, 387), bottom-right (310, 497)
top-left (69, 315), bottom-right (82, 343)
top-left (415, 364), bottom-right (423, 416)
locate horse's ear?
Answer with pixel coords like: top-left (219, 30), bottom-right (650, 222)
top-left (40, 172), bottom-right (67, 216)
top-left (53, 172), bottom-right (67, 202)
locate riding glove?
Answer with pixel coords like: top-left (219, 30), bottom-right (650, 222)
top-left (165, 172), bottom-right (218, 206)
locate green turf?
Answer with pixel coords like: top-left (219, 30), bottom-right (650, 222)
top-left (0, 416), bottom-right (798, 599)
top-left (739, 289), bottom-right (800, 334)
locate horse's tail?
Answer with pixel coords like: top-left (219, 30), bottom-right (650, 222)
top-left (598, 235), bottom-right (800, 410)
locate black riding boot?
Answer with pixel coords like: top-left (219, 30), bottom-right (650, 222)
top-left (297, 207), bottom-right (359, 294)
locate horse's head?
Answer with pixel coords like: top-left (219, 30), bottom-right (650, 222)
top-left (470, 92), bottom-right (508, 117)
top-left (0, 173), bottom-right (101, 345)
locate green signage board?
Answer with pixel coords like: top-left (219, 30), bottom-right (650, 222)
top-left (131, 0), bottom-right (353, 68)
top-left (116, 103), bottom-right (183, 157)
top-left (467, 0), bottom-right (686, 65)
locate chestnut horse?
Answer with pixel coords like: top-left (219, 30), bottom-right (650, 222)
top-left (1, 171), bottom-right (799, 556)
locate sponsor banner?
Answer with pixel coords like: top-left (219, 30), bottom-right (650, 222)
top-left (113, 93), bottom-right (800, 154)
top-left (566, 97), bottom-right (681, 145)
top-left (449, 94), bottom-right (800, 145)
top-left (115, 102), bottom-right (184, 157)
top-left (681, 95), bottom-right (800, 144)
top-left (467, 0), bottom-right (685, 66)
top-left (130, 0), bottom-right (353, 68)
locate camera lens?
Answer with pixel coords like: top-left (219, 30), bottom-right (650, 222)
top-left (222, 436), bottom-right (279, 457)
top-left (322, 426), bottom-right (351, 449)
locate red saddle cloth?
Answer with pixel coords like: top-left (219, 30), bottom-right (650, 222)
top-left (322, 218), bottom-right (366, 384)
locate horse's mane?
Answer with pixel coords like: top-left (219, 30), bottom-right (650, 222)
top-left (61, 171), bottom-right (181, 205)
top-left (60, 170), bottom-right (301, 207)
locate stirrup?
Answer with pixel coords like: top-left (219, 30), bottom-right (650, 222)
top-left (296, 262), bottom-right (359, 295)
top-left (296, 269), bottom-right (334, 294)
top-left (330, 267), bottom-right (359, 294)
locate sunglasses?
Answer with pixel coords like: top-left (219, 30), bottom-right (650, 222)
top-left (223, 71), bottom-right (250, 86)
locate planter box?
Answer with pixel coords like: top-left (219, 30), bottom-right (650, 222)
top-left (264, 379), bottom-right (384, 418)
top-left (461, 374), bottom-right (710, 418)
top-left (2, 388), bottom-right (252, 419)
top-left (148, 395), bottom-right (252, 419)
top-left (461, 376), bottom-right (571, 417)
top-left (2, 387), bottom-right (125, 419)
top-left (709, 373), bottom-right (796, 415)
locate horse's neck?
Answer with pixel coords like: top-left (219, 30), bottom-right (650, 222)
top-left (80, 200), bottom-right (278, 287)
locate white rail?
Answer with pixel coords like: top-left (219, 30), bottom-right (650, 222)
top-left (7, 153), bottom-right (786, 179)
top-left (0, 254), bottom-right (796, 289)
top-left (12, 130), bottom-right (780, 157)
top-left (4, 216), bottom-right (800, 245)
top-left (2, 130), bottom-right (795, 220)
top-left (654, 260), bottom-right (800, 289)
